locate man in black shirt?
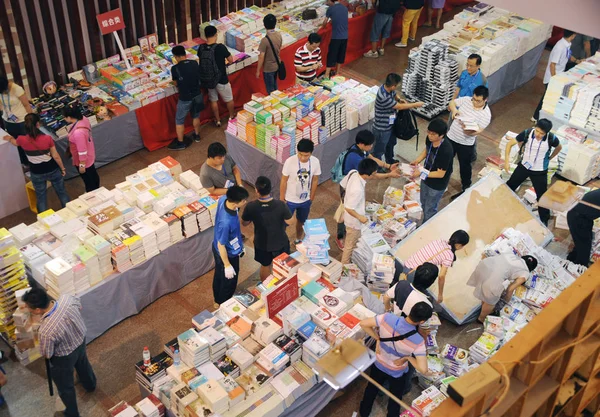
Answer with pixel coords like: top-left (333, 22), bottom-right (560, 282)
top-left (169, 45), bottom-right (202, 151)
top-left (242, 176), bottom-right (294, 281)
top-left (200, 25), bottom-right (236, 127)
top-left (410, 119), bottom-right (453, 222)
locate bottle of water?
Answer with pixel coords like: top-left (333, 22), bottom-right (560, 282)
top-left (143, 346), bottom-right (151, 366)
top-left (173, 349), bottom-right (181, 366)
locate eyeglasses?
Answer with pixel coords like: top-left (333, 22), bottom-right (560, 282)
top-left (466, 63), bottom-right (478, 69)
top-left (472, 97), bottom-right (486, 104)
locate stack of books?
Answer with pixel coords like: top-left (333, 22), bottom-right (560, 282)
top-left (159, 156), bottom-right (183, 179)
top-left (220, 325), bottom-right (241, 348)
top-left (170, 383), bottom-right (198, 417)
top-left (123, 235), bottom-right (145, 265)
top-left (252, 317), bottom-right (283, 345)
top-left (411, 386), bottom-right (447, 416)
top-left (71, 262), bottom-right (91, 295)
top-left (352, 232), bottom-right (391, 276)
top-left (215, 356), bottom-right (241, 379)
top-left (301, 333), bottom-right (330, 368)
top-left (9, 223), bottom-right (36, 246)
top-left (227, 316), bottom-right (253, 340)
top-left (33, 233), bottom-right (63, 255)
top-left (272, 253), bottom-right (301, 280)
top-left (270, 361), bottom-right (317, 408)
top-left (44, 257), bottom-right (75, 298)
top-left (273, 334), bottom-right (302, 363)
top-left (220, 298), bottom-right (247, 321)
top-left (198, 196), bottom-right (218, 223)
top-left (109, 402), bottom-right (137, 417)
top-left (302, 219), bottom-right (331, 265)
top-left (106, 233), bottom-right (131, 272)
top-left (192, 310), bottom-right (225, 332)
top-left (196, 205), bottom-right (213, 232)
top-left (87, 211), bottom-right (114, 237)
top-left (367, 253), bottom-right (395, 292)
top-left (198, 327), bottom-right (227, 361)
top-left (19, 243), bottom-right (50, 286)
top-left (315, 258), bottom-right (342, 284)
top-left (85, 235), bottom-right (113, 277)
top-left (256, 343), bottom-right (289, 374)
top-left (142, 212), bottom-right (171, 252)
top-left (177, 329), bottom-right (210, 368)
top-left (218, 376), bottom-right (246, 408)
top-left (235, 363), bottom-right (272, 395)
top-left (469, 332), bottom-right (502, 364)
top-left (440, 344), bottom-right (470, 377)
top-left (0, 230), bottom-right (29, 342)
top-left (135, 352), bottom-right (171, 391)
top-left (226, 344), bottom-right (255, 371)
top-left (134, 395), bottom-right (164, 417)
top-left (421, 313), bottom-right (442, 355)
top-left (197, 380), bottom-right (230, 414)
top-left (223, 385), bottom-right (285, 417)
top-left (233, 290), bottom-right (260, 310)
top-left (174, 206), bottom-right (198, 238)
top-left (161, 212), bottom-right (185, 244)
top-left (50, 218), bottom-right (87, 241)
top-left (179, 170), bottom-right (204, 193)
top-left (72, 245), bottom-right (102, 286)
top-left (130, 222), bottom-right (159, 259)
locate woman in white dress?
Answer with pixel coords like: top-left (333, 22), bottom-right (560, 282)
top-left (467, 253), bottom-right (537, 322)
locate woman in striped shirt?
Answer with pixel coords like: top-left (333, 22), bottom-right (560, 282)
top-left (397, 229), bottom-right (470, 304)
top-left (3, 113), bottom-right (69, 212)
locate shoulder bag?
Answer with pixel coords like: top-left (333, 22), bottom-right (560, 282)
top-left (266, 35), bottom-right (287, 81)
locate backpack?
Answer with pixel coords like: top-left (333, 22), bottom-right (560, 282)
top-left (331, 147), bottom-right (363, 183)
top-left (393, 109), bottom-right (419, 151)
top-left (198, 44), bottom-right (221, 89)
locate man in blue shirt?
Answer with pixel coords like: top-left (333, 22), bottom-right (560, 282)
top-left (212, 186), bottom-right (249, 305)
top-left (335, 129), bottom-right (400, 249)
top-left (322, 0), bottom-right (349, 79)
top-left (453, 54), bottom-right (488, 99)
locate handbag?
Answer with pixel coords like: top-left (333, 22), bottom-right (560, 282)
top-left (266, 35), bottom-right (287, 81)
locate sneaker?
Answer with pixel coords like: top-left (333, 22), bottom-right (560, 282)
top-left (378, 48), bottom-right (385, 56)
top-left (363, 50), bottom-right (379, 58)
top-left (215, 120), bottom-right (222, 127)
top-left (530, 117), bottom-right (537, 122)
top-left (450, 191), bottom-right (464, 201)
top-left (395, 42), bottom-right (407, 48)
top-left (409, 37), bottom-right (416, 41)
top-left (191, 133), bottom-right (201, 143)
top-left (167, 139), bottom-right (191, 151)
top-left (335, 237), bottom-right (345, 250)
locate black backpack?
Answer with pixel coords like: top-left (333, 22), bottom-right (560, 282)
top-left (393, 109), bottom-right (419, 150)
top-left (198, 44), bottom-right (221, 89)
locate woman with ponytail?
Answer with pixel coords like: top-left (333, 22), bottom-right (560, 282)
top-left (393, 229), bottom-right (470, 304)
top-left (3, 113), bottom-right (69, 212)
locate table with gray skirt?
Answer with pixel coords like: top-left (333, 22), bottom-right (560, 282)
top-left (225, 121), bottom-right (373, 193)
top-left (78, 227), bottom-right (214, 343)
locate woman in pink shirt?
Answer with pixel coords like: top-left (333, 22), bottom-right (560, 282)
top-left (62, 105), bottom-right (99, 191)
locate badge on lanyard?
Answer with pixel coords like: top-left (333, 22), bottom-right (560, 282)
top-left (299, 192), bottom-right (308, 200)
top-left (419, 168), bottom-right (430, 181)
top-left (224, 179), bottom-right (234, 188)
top-left (389, 114), bottom-right (396, 125)
top-left (523, 161), bottom-right (533, 170)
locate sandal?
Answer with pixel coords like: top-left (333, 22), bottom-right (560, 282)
top-left (423, 22), bottom-right (432, 27)
top-left (215, 120), bottom-right (222, 127)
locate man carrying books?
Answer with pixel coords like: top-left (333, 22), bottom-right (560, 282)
top-left (359, 302), bottom-right (435, 417)
top-left (23, 288), bottom-right (96, 417)
top-left (213, 186), bottom-right (249, 306)
top-left (280, 139), bottom-right (321, 244)
top-left (340, 159), bottom-right (379, 264)
top-left (242, 176), bottom-right (294, 281)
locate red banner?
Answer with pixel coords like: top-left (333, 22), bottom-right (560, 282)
top-left (96, 9), bottom-right (126, 35)
top-left (265, 275), bottom-right (299, 320)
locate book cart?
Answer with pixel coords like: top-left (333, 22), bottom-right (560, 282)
top-left (430, 262), bottom-right (600, 417)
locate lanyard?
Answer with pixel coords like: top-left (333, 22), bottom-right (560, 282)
top-left (527, 131), bottom-right (544, 166)
top-left (298, 157), bottom-right (312, 191)
top-left (222, 165), bottom-right (227, 177)
top-left (44, 301), bottom-right (58, 319)
top-left (424, 139), bottom-right (443, 170)
top-left (0, 91), bottom-right (10, 112)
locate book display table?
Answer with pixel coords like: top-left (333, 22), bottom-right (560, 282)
top-left (81, 228), bottom-right (214, 343)
top-left (225, 122), bottom-right (373, 193)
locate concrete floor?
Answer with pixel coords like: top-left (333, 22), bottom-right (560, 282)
top-left (0, 6), bottom-right (590, 417)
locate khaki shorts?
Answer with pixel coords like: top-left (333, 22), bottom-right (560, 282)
top-left (208, 82), bottom-right (233, 103)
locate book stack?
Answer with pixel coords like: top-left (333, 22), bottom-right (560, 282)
top-left (44, 257), bottom-right (75, 298)
top-left (236, 111), bottom-right (254, 142)
top-left (19, 243), bottom-right (50, 286)
top-left (469, 332), bottom-right (502, 364)
top-left (270, 361), bottom-right (317, 407)
top-left (174, 206), bottom-right (198, 238)
top-left (367, 254), bottom-right (395, 293)
top-left (302, 219), bottom-right (331, 265)
top-left (192, 310), bottom-right (224, 332)
top-left (256, 343), bottom-right (289, 374)
top-left (170, 383), bottom-right (198, 417)
top-left (197, 379), bottom-right (230, 414)
top-left (130, 222), bottom-right (159, 259)
top-left (87, 211), bottom-right (114, 237)
top-left (220, 325), bottom-right (241, 348)
top-left (317, 292), bottom-right (349, 317)
top-left (411, 386), bottom-right (447, 416)
top-left (142, 212), bottom-right (171, 252)
top-left (440, 344), bottom-right (470, 377)
top-left (85, 235), bottom-right (113, 277)
top-left (72, 245), bottom-right (102, 287)
top-left (195, 204), bottom-right (212, 232)
top-left (421, 313), bottom-right (442, 355)
top-left (252, 317), bottom-right (283, 346)
top-left (220, 298), bottom-right (247, 321)
top-left (235, 363), bottom-right (272, 395)
top-left (272, 253), bottom-right (301, 280)
top-left (33, 233), bottom-right (63, 255)
top-left (273, 334), bottom-right (302, 363)
top-left (123, 235), bottom-right (145, 266)
top-left (178, 329), bottom-right (210, 368)
top-left (134, 396), bottom-right (162, 417)
top-left (38, 209), bottom-right (63, 229)
top-left (179, 171), bottom-right (203, 193)
top-left (315, 257), bottom-right (342, 284)
top-left (233, 290), bottom-right (260, 310)
top-left (49, 218), bottom-right (86, 241)
top-left (417, 356), bottom-right (444, 388)
top-left (227, 344), bottom-right (255, 371)
top-left (276, 303), bottom-right (311, 336)
top-left (227, 316), bottom-right (253, 340)
top-left (215, 355), bottom-right (241, 379)
top-left (109, 402), bottom-right (137, 417)
top-left (159, 156), bottom-right (183, 180)
top-left (0, 230), bottom-right (29, 343)
top-left (301, 333), bottom-right (331, 368)
top-left (161, 213), bottom-right (185, 244)
top-left (218, 376), bottom-right (246, 408)
top-left (9, 223), bottom-right (36, 246)
top-left (135, 352), bottom-right (171, 391)
top-left (198, 196), bottom-right (218, 223)
top-left (198, 327), bottom-right (227, 361)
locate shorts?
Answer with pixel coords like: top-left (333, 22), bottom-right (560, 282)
top-left (370, 12), bottom-right (394, 42)
top-left (175, 96), bottom-right (202, 125)
top-left (254, 242), bottom-right (291, 267)
top-left (287, 200), bottom-right (312, 223)
top-left (208, 82), bottom-right (233, 103)
top-left (327, 39), bottom-right (348, 67)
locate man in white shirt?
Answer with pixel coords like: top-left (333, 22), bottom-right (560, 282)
top-left (533, 30), bottom-right (577, 121)
top-left (280, 139), bottom-right (322, 243)
top-left (447, 85), bottom-right (492, 199)
top-left (340, 159), bottom-right (379, 264)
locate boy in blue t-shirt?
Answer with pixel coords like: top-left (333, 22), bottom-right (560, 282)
top-left (212, 186), bottom-right (249, 305)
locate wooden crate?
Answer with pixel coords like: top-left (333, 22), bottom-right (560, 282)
top-left (430, 263), bottom-right (600, 417)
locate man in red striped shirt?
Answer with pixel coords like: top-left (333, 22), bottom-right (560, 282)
top-left (294, 33), bottom-right (323, 82)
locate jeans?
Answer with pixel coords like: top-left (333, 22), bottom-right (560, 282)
top-left (359, 364), bottom-right (410, 417)
top-left (80, 164), bottom-right (100, 192)
top-left (212, 244), bottom-right (240, 304)
top-left (506, 164), bottom-right (549, 225)
top-left (420, 181), bottom-right (446, 222)
top-left (263, 71), bottom-right (278, 94)
top-left (372, 127), bottom-right (395, 163)
top-left (370, 12), bottom-right (394, 42)
top-left (50, 342), bottom-right (97, 417)
top-left (449, 139), bottom-right (476, 190)
top-left (30, 168), bottom-right (70, 213)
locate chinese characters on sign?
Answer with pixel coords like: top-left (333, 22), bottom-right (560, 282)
top-left (96, 9), bottom-right (126, 35)
top-left (265, 275), bottom-right (300, 320)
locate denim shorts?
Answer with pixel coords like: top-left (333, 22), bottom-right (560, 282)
top-left (175, 97), bottom-right (201, 125)
top-left (370, 13), bottom-right (394, 42)
top-left (287, 200), bottom-right (312, 223)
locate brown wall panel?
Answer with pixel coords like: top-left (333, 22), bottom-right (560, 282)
top-left (190, 0), bottom-right (201, 39)
top-left (173, 0), bottom-right (186, 44)
top-left (154, 0), bottom-right (166, 42)
top-left (51, 0), bottom-right (75, 77)
top-left (163, 0), bottom-right (176, 43)
top-left (84, 1), bottom-right (104, 62)
top-left (132, 0), bottom-right (146, 41)
top-left (97, 0), bottom-right (117, 57)
top-left (9, 0), bottom-right (34, 91)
